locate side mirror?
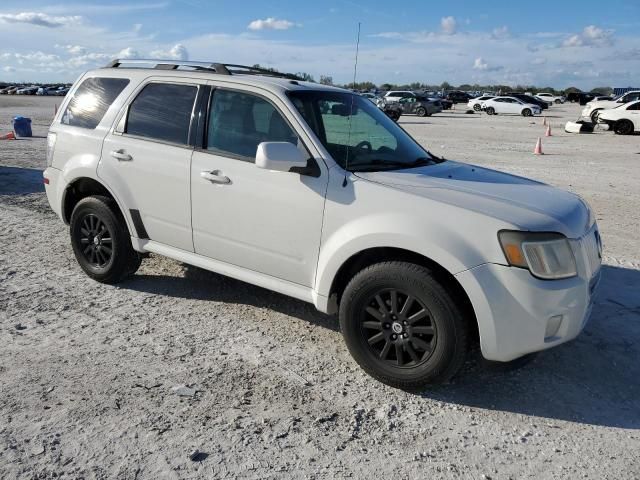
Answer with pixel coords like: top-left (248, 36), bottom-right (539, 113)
top-left (256, 142), bottom-right (307, 173)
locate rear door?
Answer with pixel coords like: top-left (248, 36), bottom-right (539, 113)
top-left (99, 79), bottom-right (199, 251)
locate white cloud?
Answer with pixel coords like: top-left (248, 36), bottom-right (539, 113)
top-left (440, 16), bottom-right (457, 35)
top-left (133, 23), bottom-right (143, 33)
top-left (473, 57), bottom-right (488, 70)
top-left (150, 44), bottom-right (189, 60)
top-left (3, 66), bottom-right (16, 72)
top-left (562, 25), bottom-right (613, 47)
top-left (0, 12), bottom-right (81, 28)
top-left (248, 17), bottom-right (296, 31)
top-left (491, 26), bottom-right (510, 40)
top-left (67, 45), bottom-right (86, 55)
top-left (117, 47), bottom-right (140, 59)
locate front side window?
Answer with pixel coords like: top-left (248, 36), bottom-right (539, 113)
top-left (126, 83), bottom-right (197, 145)
top-left (288, 90), bottom-right (441, 172)
top-left (207, 89), bottom-right (299, 160)
top-left (61, 77), bottom-right (129, 129)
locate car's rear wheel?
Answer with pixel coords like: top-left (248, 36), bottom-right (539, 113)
top-left (473, 104), bottom-right (481, 111)
top-left (614, 119), bottom-right (634, 135)
top-left (339, 262), bottom-right (469, 389)
top-left (416, 107), bottom-right (427, 117)
top-left (486, 107), bottom-right (495, 115)
top-left (522, 108), bottom-right (532, 117)
top-left (70, 195), bottom-right (142, 284)
top-left (590, 109), bottom-right (601, 123)
top-left (554, 99), bottom-right (561, 104)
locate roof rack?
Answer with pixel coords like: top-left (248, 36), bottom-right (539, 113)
top-left (104, 59), bottom-right (303, 81)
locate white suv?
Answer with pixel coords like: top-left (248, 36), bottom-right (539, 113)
top-left (535, 92), bottom-right (565, 104)
top-left (44, 59), bottom-right (602, 388)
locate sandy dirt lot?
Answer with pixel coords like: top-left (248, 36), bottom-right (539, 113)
top-left (1, 95), bottom-right (638, 479)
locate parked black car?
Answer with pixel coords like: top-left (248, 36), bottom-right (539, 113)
top-left (566, 91), bottom-right (598, 105)
top-left (446, 91), bottom-right (473, 103)
top-left (503, 93), bottom-right (549, 110)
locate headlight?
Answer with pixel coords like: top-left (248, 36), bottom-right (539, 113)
top-left (498, 231), bottom-right (577, 280)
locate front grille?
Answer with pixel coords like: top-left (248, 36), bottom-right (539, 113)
top-left (581, 230), bottom-right (602, 278)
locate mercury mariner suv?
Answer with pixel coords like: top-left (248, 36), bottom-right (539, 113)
top-left (44, 60), bottom-right (602, 388)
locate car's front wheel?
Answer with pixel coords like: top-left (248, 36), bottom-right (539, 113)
top-left (614, 119), bottom-right (634, 135)
top-left (339, 262), bottom-right (469, 389)
top-left (416, 107), bottom-right (427, 117)
top-left (70, 195), bottom-right (142, 284)
top-left (473, 104), bottom-right (481, 111)
top-left (590, 109), bottom-right (601, 123)
top-left (522, 108), bottom-right (532, 117)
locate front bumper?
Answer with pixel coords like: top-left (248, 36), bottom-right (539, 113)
top-left (455, 227), bottom-right (601, 362)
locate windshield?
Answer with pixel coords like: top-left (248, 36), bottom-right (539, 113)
top-left (287, 90), bottom-right (441, 172)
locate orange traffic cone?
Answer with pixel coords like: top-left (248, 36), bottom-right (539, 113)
top-left (533, 137), bottom-right (543, 155)
top-left (0, 131), bottom-right (16, 140)
top-left (545, 125), bottom-right (552, 137)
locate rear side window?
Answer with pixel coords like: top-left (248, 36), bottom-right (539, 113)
top-left (61, 77), bottom-right (129, 129)
top-left (627, 102), bottom-right (640, 111)
top-left (126, 83), bottom-right (197, 145)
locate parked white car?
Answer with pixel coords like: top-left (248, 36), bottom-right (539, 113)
top-left (597, 100), bottom-right (640, 135)
top-left (43, 59), bottom-right (601, 388)
top-left (383, 90), bottom-right (416, 103)
top-left (582, 91), bottom-right (640, 123)
top-left (536, 93), bottom-right (565, 104)
top-left (482, 97), bottom-right (542, 116)
top-left (467, 95), bottom-right (495, 111)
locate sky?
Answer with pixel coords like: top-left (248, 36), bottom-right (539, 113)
top-left (0, 0), bottom-right (639, 88)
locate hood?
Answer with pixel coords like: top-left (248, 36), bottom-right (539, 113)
top-left (355, 161), bottom-right (590, 238)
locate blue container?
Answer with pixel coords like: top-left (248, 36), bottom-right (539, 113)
top-left (12, 116), bottom-right (32, 137)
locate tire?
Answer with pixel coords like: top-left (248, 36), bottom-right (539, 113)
top-left (590, 109), bottom-right (601, 123)
top-left (70, 195), bottom-right (142, 284)
top-left (473, 104), bottom-right (481, 111)
top-left (486, 107), bottom-right (495, 115)
top-left (416, 107), bottom-right (427, 117)
top-left (614, 119), bottom-right (634, 135)
top-left (339, 262), bottom-right (469, 389)
top-left (554, 99), bottom-right (561, 104)
top-left (522, 108), bottom-right (532, 117)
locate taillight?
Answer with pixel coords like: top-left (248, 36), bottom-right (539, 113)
top-left (46, 132), bottom-right (56, 166)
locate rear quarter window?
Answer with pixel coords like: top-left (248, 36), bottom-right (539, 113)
top-left (61, 77), bottom-right (129, 129)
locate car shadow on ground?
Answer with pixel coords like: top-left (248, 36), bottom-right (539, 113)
top-left (123, 263), bottom-right (339, 333)
top-left (124, 262), bottom-right (640, 428)
top-left (0, 166), bottom-right (44, 195)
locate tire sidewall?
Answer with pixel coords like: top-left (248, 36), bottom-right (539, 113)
top-left (416, 107), bottom-right (426, 117)
top-left (339, 263), bottom-right (467, 386)
top-left (522, 108), bottom-right (531, 117)
top-left (486, 107), bottom-right (495, 115)
top-left (614, 120), bottom-right (633, 135)
top-left (69, 196), bottom-right (134, 283)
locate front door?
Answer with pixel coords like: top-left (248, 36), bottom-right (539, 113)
top-left (190, 87), bottom-right (327, 287)
top-left (99, 80), bottom-right (199, 251)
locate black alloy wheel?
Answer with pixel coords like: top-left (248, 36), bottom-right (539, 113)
top-left (79, 213), bottom-right (113, 268)
top-left (360, 288), bottom-right (437, 368)
top-left (522, 108), bottom-right (532, 117)
top-left (614, 119), bottom-right (634, 135)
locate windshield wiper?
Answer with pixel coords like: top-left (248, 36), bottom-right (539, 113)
top-left (350, 157), bottom-right (435, 172)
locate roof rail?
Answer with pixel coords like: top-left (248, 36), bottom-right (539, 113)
top-left (104, 59), bottom-right (302, 81)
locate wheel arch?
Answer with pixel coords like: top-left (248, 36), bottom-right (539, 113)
top-left (61, 177), bottom-right (134, 237)
top-left (326, 246), bottom-right (479, 341)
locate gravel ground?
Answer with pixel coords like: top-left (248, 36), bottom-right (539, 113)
top-left (1, 96), bottom-right (639, 479)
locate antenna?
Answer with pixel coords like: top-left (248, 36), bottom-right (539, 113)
top-left (343, 22), bottom-right (361, 187)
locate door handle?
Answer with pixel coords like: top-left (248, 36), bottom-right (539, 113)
top-left (110, 149), bottom-right (132, 162)
top-left (200, 170), bottom-right (230, 184)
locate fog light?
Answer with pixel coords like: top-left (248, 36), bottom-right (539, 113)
top-left (545, 315), bottom-right (563, 340)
